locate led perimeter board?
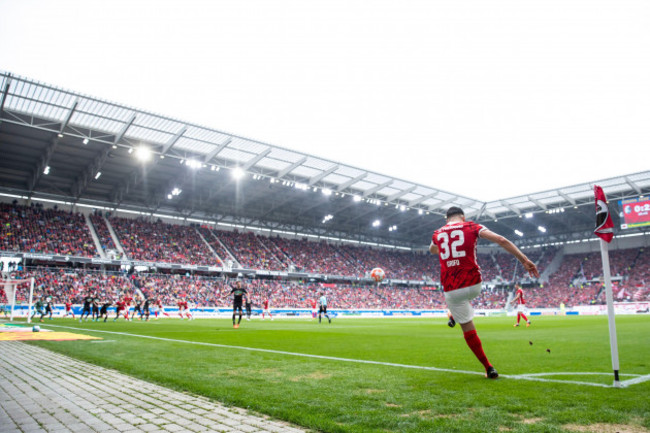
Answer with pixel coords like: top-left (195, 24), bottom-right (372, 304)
top-left (619, 196), bottom-right (650, 229)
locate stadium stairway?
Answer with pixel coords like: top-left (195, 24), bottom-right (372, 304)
top-left (540, 248), bottom-right (565, 283)
top-left (194, 227), bottom-right (224, 264)
top-left (84, 214), bottom-right (107, 259)
top-left (104, 216), bottom-right (129, 260)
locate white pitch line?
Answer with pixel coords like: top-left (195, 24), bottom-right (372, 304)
top-left (620, 374), bottom-right (650, 387)
top-left (32, 324), bottom-right (649, 388)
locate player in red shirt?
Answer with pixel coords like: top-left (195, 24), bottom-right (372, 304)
top-left (430, 206), bottom-right (539, 379)
top-left (510, 284), bottom-right (531, 327)
top-left (262, 297), bottom-right (273, 320)
top-left (64, 300), bottom-right (75, 319)
top-left (310, 299), bottom-right (318, 319)
top-left (113, 299), bottom-right (128, 321)
top-left (177, 298), bottom-right (192, 320)
top-left (123, 294), bottom-right (133, 321)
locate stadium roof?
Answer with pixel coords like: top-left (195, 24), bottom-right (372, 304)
top-left (1, 71), bottom-right (649, 248)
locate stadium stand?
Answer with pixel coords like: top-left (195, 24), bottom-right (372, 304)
top-left (0, 203), bottom-right (97, 257)
top-left (108, 216), bottom-right (217, 265)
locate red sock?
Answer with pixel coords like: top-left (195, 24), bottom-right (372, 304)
top-left (463, 330), bottom-right (491, 370)
top-left (517, 313), bottom-right (521, 324)
top-left (520, 312), bottom-right (528, 322)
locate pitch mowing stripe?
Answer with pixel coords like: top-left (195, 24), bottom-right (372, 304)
top-left (39, 324), bottom-right (648, 389)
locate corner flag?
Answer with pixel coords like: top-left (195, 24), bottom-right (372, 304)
top-left (594, 185), bottom-right (614, 242)
top-left (593, 185), bottom-right (620, 387)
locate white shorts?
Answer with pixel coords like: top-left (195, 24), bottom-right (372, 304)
top-left (516, 304), bottom-right (528, 313)
top-left (444, 283), bottom-right (483, 325)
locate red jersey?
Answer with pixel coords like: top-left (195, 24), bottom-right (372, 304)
top-left (264, 299), bottom-right (270, 309)
top-left (116, 301), bottom-right (126, 311)
top-left (65, 302), bottom-right (72, 311)
top-left (177, 301), bottom-right (188, 309)
top-left (515, 288), bottom-right (526, 305)
top-left (310, 300), bottom-right (317, 309)
top-left (123, 296), bottom-right (133, 306)
top-left (432, 220), bottom-right (486, 292)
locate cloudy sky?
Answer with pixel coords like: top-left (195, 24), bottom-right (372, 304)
top-left (1, 0), bottom-right (648, 201)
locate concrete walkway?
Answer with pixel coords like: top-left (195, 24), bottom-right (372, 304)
top-left (0, 341), bottom-right (309, 433)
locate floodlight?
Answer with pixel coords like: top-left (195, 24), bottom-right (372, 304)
top-left (167, 194), bottom-right (172, 200)
top-left (186, 159), bottom-right (202, 169)
top-left (232, 167), bottom-right (245, 180)
top-left (515, 230), bottom-right (523, 237)
top-left (57, 133), bottom-right (63, 138)
top-left (418, 209), bottom-right (423, 215)
top-left (400, 205), bottom-right (406, 211)
top-left (128, 148), bottom-right (133, 154)
top-left (135, 146), bottom-right (151, 162)
top-left (538, 226), bottom-right (547, 233)
top-left (525, 212), bottom-right (533, 218)
top-left (82, 138), bottom-right (89, 145)
top-left (322, 188), bottom-right (332, 196)
top-left (372, 220), bottom-right (381, 227)
top-left (94, 172), bottom-right (102, 180)
top-left (353, 195), bottom-right (362, 202)
top-left (43, 166), bottom-right (50, 175)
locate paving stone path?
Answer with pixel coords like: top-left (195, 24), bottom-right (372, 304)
top-left (0, 341), bottom-right (310, 433)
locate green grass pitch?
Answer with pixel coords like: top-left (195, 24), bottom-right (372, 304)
top-left (20, 315), bottom-right (650, 433)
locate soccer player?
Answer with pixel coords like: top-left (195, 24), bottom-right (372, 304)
top-left (99, 300), bottom-right (112, 322)
top-left (318, 292), bottom-right (331, 324)
top-left (44, 296), bottom-right (54, 320)
top-left (310, 299), bottom-right (318, 319)
top-left (245, 294), bottom-right (252, 321)
top-left (113, 299), bottom-right (128, 321)
top-left (80, 293), bottom-right (93, 322)
top-left (64, 299), bottom-right (75, 319)
top-left (155, 299), bottom-right (170, 319)
top-left (177, 298), bottom-right (190, 320)
top-left (123, 293), bottom-right (133, 321)
top-left (142, 297), bottom-right (151, 321)
top-left (132, 295), bottom-right (144, 320)
top-left (227, 280), bottom-right (247, 328)
top-left (510, 284), bottom-right (531, 327)
top-left (262, 296), bottom-right (273, 320)
top-left (32, 297), bottom-right (45, 322)
top-left (92, 294), bottom-right (101, 321)
top-left (429, 206), bottom-right (539, 379)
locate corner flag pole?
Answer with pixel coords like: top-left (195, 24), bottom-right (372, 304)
top-left (599, 238), bottom-right (620, 387)
top-left (593, 185), bottom-right (620, 388)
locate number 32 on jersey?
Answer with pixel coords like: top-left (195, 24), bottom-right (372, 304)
top-left (438, 230), bottom-right (466, 266)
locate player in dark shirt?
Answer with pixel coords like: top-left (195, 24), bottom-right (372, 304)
top-left (142, 298), bottom-right (151, 321)
top-left (228, 280), bottom-right (248, 328)
top-left (44, 296), bottom-right (54, 320)
top-left (92, 295), bottom-right (101, 321)
top-left (131, 296), bottom-right (144, 320)
top-left (80, 294), bottom-right (93, 322)
top-left (245, 293), bottom-right (252, 321)
top-left (99, 300), bottom-right (112, 322)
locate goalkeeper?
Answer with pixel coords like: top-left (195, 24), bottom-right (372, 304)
top-left (31, 297), bottom-right (46, 322)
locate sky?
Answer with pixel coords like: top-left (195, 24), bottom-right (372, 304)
top-left (0, 0), bottom-right (648, 202)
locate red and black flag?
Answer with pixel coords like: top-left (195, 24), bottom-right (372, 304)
top-left (594, 185), bottom-right (614, 243)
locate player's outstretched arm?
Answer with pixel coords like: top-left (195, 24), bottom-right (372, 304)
top-left (480, 229), bottom-right (540, 278)
top-left (429, 242), bottom-right (439, 255)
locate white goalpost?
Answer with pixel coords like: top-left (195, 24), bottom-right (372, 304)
top-left (1, 278), bottom-right (35, 323)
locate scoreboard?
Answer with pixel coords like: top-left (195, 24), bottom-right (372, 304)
top-left (618, 196), bottom-right (650, 229)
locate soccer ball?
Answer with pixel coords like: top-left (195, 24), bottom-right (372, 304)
top-left (370, 267), bottom-right (385, 283)
top-left (32, 325), bottom-right (40, 332)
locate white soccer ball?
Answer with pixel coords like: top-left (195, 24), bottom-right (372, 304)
top-left (32, 325), bottom-right (40, 332)
top-left (370, 267), bottom-right (385, 283)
